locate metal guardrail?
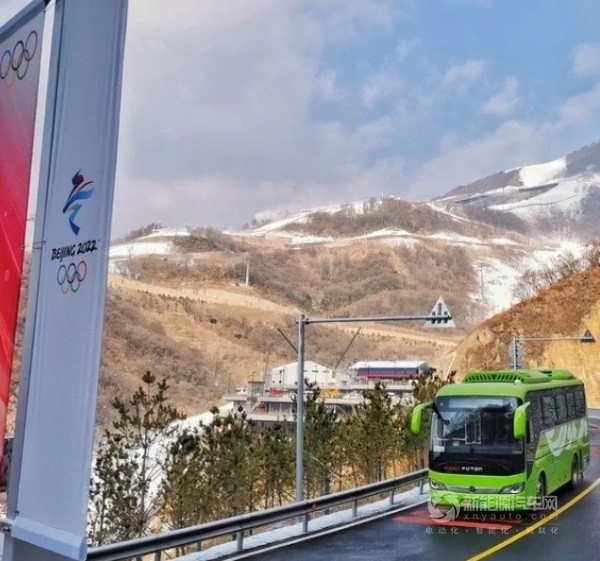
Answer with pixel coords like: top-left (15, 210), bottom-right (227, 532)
top-left (87, 468), bottom-right (428, 561)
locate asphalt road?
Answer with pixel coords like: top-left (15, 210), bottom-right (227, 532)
top-left (251, 421), bottom-right (600, 561)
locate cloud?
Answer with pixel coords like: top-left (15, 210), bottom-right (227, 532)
top-left (482, 77), bottom-right (519, 116)
top-left (314, 69), bottom-right (340, 102)
top-left (407, 120), bottom-right (542, 199)
top-left (555, 82), bottom-right (600, 129)
top-left (361, 70), bottom-right (403, 109)
top-left (408, 79), bottom-right (600, 199)
top-left (395, 38), bottom-right (419, 62)
top-left (573, 43), bottom-right (600, 77)
top-left (114, 0), bottom-right (402, 233)
top-left (442, 59), bottom-right (485, 88)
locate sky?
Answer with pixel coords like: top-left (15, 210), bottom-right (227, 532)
top-left (3, 0), bottom-right (600, 235)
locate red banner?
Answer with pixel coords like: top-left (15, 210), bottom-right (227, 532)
top-left (0, 11), bottom-right (44, 463)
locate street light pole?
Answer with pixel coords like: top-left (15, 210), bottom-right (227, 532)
top-left (294, 299), bottom-right (453, 502)
top-left (295, 314), bottom-right (306, 504)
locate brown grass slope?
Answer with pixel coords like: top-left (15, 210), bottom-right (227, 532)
top-left (124, 242), bottom-right (476, 329)
top-left (8, 250), bottom-right (461, 431)
top-left (97, 284), bottom-right (456, 426)
top-left (283, 199), bottom-right (530, 238)
top-left (454, 266), bottom-right (600, 405)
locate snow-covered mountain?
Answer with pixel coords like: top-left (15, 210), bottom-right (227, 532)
top-left (438, 141), bottom-right (600, 236)
top-left (232, 142), bottom-right (600, 317)
top-left (113, 141), bottom-right (599, 321)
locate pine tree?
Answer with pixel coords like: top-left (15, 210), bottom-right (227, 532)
top-left (256, 422), bottom-right (295, 508)
top-left (88, 371), bottom-right (183, 545)
top-left (302, 384), bottom-right (342, 498)
top-left (341, 382), bottom-right (402, 484)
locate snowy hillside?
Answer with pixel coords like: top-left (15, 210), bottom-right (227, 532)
top-left (440, 141), bottom-right (600, 234)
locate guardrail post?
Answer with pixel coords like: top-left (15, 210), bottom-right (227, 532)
top-left (154, 550), bottom-right (161, 561)
top-left (389, 488), bottom-right (395, 506)
top-left (352, 499), bottom-right (358, 518)
top-left (196, 541), bottom-right (202, 552)
top-left (236, 530), bottom-right (244, 552)
top-left (302, 513), bottom-right (309, 533)
top-left (418, 479), bottom-right (425, 495)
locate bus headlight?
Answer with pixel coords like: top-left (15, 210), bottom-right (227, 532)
top-left (429, 478), bottom-right (446, 490)
top-left (499, 483), bottom-right (524, 494)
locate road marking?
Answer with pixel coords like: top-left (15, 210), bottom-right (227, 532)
top-left (467, 477), bottom-right (600, 561)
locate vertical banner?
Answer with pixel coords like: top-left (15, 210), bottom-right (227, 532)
top-left (0, 4), bottom-right (44, 474)
top-left (7, 1), bottom-right (128, 560)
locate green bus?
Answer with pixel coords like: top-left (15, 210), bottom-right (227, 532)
top-left (411, 369), bottom-right (590, 510)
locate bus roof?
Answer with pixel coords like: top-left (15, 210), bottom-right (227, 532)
top-left (436, 369), bottom-right (583, 399)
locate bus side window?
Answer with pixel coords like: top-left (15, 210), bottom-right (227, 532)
top-left (542, 395), bottom-right (556, 428)
top-left (566, 391), bottom-right (576, 420)
top-left (527, 393), bottom-right (542, 444)
top-left (555, 391), bottom-right (567, 424)
top-left (573, 386), bottom-right (586, 418)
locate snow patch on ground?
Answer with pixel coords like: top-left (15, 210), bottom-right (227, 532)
top-left (292, 234), bottom-right (335, 245)
top-left (359, 228), bottom-right (414, 239)
top-left (490, 238), bottom-right (520, 246)
top-left (386, 237), bottom-right (420, 248)
top-left (140, 227), bottom-right (191, 239)
top-left (475, 258), bottom-right (522, 314)
top-left (475, 239), bottom-right (585, 315)
top-left (425, 201), bottom-right (471, 222)
top-left (174, 404), bottom-right (234, 433)
top-left (109, 227), bottom-right (195, 261)
top-left (239, 198), bottom-right (390, 237)
top-left (519, 157), bottom-right (566, 187)
top-left (427, 232), bottom-right (483, 245)
top-left (110, 242), bottom-right (174, 259)
top-left (491, 176), bottom-right (598, 218)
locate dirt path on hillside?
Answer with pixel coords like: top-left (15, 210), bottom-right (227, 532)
top-left (108, 275), bottom-right (460, 349)
top-left (333, 324), bottom-right (460, 348)
top-left (108, 275), bottom-right (296, 314)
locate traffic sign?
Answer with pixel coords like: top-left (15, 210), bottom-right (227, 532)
top-left (581, 329), bottom-right (596, 344)
top-left (424, 297), bottom-right (455, 329)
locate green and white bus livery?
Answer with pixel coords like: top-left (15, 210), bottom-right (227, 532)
top-left (411, 369), bottom-right (590, 510)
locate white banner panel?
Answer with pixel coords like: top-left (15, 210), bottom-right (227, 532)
top-left (8, 1), bottom-right (128, 559)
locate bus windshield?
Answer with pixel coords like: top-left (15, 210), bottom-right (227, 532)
top-left (430, 395), bottom-right (524, 476)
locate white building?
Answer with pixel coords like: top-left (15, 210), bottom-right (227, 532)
top-left (265, 361), bottom-right (334, 390)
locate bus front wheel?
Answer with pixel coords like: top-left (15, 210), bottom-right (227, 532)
top-left (536, 474), bottom-right (546, 500)
top-left (569, 455), bottom-right (581, 489)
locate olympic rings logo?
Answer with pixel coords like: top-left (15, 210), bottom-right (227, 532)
top-left (57, 261), bottom-right (87, 294)
top-left (0, 30), bottom-right (38, 87)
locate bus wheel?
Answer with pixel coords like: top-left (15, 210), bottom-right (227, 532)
top-left (536, 474), bottom-right (546, 501)
top-left (569, 456), bottom-right (580, 489)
